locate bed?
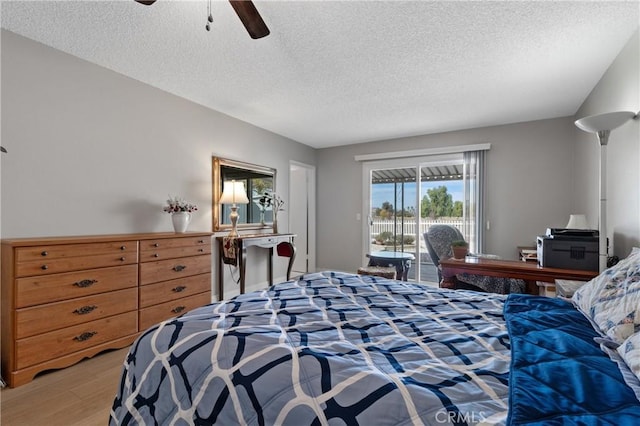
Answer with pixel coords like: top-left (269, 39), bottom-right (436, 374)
top-left (110, 257), bottom-right (640, 424)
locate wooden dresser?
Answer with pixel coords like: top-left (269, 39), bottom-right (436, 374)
top-left (1, 232), bottom-right (212, 388)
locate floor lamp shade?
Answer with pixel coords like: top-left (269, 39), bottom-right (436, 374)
top-left (574, 111), bottom-right (636, 136)
top-left (220, 180), bottom-right (250, 237)
top-left (574, 110), bottom-right (637, 272)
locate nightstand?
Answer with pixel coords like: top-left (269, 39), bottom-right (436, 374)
top-left (555, 279), bottom-right (588, 298)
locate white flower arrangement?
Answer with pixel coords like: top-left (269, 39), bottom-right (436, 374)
top-left (163, 196), bottom-right (198, 213)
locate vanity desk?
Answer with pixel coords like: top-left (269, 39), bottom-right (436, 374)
top-left (216, 233), bottom-right (295, 300)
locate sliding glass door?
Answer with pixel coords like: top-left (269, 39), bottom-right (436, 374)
top-left (363, 152), bottom-right (482, 284)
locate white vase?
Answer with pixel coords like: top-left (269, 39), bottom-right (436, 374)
top-left (172, 212), bottom-right (191, 233)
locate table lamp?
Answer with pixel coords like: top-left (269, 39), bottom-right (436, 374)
top-left (575, 110), bottom-right (637, 271)
top-left (220, 180), bottom-right (249, 237)
top-left (566, 214), bottom-right (589, 230)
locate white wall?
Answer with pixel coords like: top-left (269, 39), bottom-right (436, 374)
top-left (0, 30), bottom-right (316, 297)
top-left (316, 117), bottom-right (576, 272)
top-left (573, 29), bottom-right (640, 259)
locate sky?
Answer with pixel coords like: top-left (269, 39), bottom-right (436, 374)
top-left (371, 180), bottom-right (464, 210)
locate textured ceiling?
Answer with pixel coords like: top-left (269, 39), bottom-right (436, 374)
top-left (1, 1), bottom-right (639, 148)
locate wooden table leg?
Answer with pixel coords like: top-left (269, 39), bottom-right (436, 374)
top-left (239, 243), bottom-right (247, 295)
top-left (268, 247), bottom-right (274, 285)
top-left (218, 239), bottom-right (224, 301)
top-left (440, 266), bottom-right (456, 289)
top-left (525, 280), bottom-right (539, 295)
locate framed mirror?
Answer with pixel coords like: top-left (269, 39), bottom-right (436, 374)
top-left (213, 157), bottom-right (277, 232)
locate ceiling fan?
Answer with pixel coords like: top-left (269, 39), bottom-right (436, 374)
top-left (134, 0), bottom-right (270, 39)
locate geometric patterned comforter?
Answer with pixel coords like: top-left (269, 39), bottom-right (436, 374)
top-left (110, 271), bottom-right (511, 425)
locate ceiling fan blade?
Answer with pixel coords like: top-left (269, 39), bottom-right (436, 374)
top-left (229, 0), bottom-right (270, 39)
top-left (134, 0), bottom-right (157, 5)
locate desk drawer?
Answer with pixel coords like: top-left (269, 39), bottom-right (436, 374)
top-left (16, 288), bottom-right (138, 339)
top-left (15, 264), bottom-right (138, 308)
top-left (139, 292), bottom-right (211, 331)
top-left (16, 311), bottom-right (138, 369)
top-left (139, 255), bottom-right (211, 285)
top-left (140, 274), bottom-right (211, 308)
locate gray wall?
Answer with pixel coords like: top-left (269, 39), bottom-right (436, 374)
top-left (316, 28), bottom-right (640, 274)
top-left (316, 117), bottom-right (576, 271)
top-left (3, 27), bottom-right (638, 290)
top-left (0, 30), bottom-right (316, 297)
top-left (572, 29), bottom-right (640, 259)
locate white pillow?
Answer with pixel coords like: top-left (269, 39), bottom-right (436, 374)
top-left (618, 332), bottom-right (640, 383)
top-left (573, 247), bottom-right (640, 344)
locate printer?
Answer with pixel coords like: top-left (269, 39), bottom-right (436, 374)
top-left (537, 228), bottom-right (599, 271)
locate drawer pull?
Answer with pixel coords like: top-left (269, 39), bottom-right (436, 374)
top-left (154, 253), bottom-right (159, 258)
top-left (120, 245), bottom-right (126, 250)
top-left (73, 305), bottom-right (98, 315)
top-left (74, 279), bottom-right (97, 288)
top-left (154, 243), bottom-right (159, 247)
top-left (73, 331), bottom-right (97, 342)
top-left (173, 265), bottom-right (186, 272)
top-left (41, 251), bottom-right (48, 257)
top-left (198, 248), bottom-right (204, 252)
top-left (120, 257), bottom-right (126, 261)
top-left (172, 306), bottom-right (186, 314)
top-left (41, 265), bottom-right (48, 270)
top-left (198, 240), bottom-right (204, 243)
top-left (172, 285), bottom-right (186, 293)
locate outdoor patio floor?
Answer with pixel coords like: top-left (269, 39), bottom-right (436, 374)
top-left (409, 259), bottom-right (439, 284)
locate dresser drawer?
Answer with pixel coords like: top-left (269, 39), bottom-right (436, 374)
top-left (15, 311), bottom-right (138, 370)
top-left (139, 236), bottom-right (211, 262)
top-left (15, 241), bottom-right (138, 277)
top-left (139, 255), bottom-right (211, 285)
top-left (140, 274), bottom-right (211, 308)
top-left (16, 287), bottom-right (138, 339)
top-left (139, 292), bottom-right (211, 331)
top-left (15, 264), bottom-right (138, 308)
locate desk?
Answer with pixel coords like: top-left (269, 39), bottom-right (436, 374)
top-left (367, 251), bottom-right (415, 281)
top-left (439, 257), bottom-right (598, 295)
top-left (217, 233), bottom-right (295, 300)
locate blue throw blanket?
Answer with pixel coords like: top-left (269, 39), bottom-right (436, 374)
top-left (504, 295), bottom-right (640, 425)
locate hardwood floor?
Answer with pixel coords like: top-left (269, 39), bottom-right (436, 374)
top-left (1, 347), bottom-right (129, 425)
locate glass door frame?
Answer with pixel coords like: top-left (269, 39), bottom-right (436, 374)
top-left (362, 154), bottom-right (464, 283)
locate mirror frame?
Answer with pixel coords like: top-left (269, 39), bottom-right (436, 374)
top-left (212, 157), bottom-right (277, 232)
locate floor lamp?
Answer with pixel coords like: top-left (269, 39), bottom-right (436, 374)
top-left (574, 111), bottom-right (637, 272)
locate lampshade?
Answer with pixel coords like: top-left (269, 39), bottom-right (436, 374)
top-left (575, 111), bottom-right (636, 134)
top-left (220, 180), bottom-right (249, 205)
top-left (566, 214), bottom-right (589, 230)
